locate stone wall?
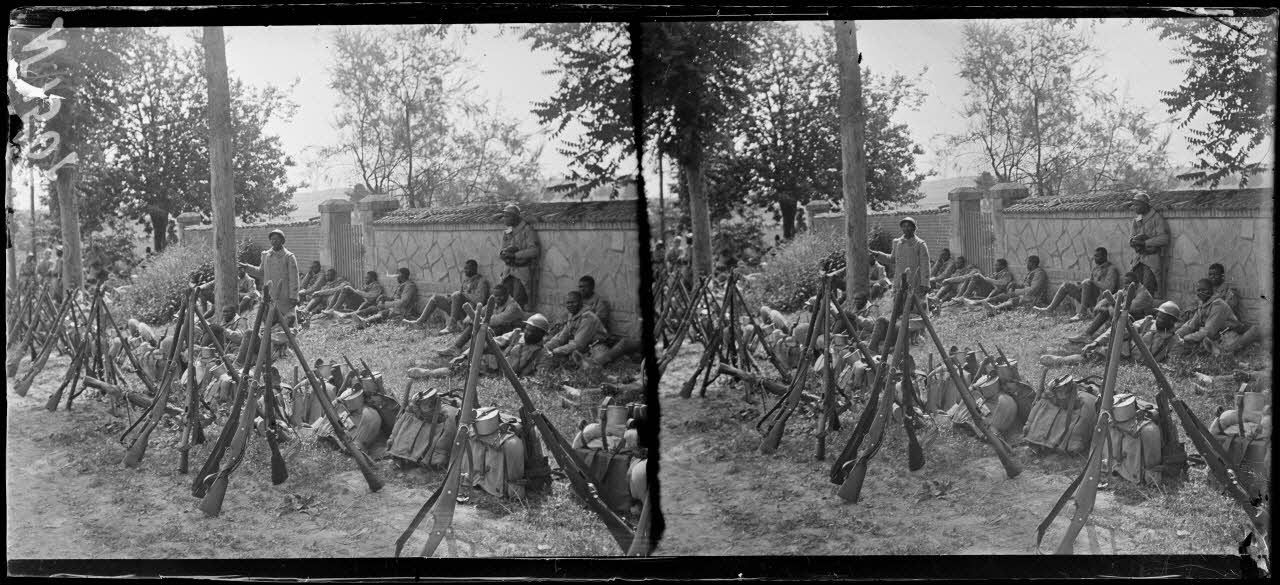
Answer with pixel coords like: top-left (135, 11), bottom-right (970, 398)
top-left (371, 223), bottom-right (640, 337)
top-left (1003, 207), bottom-right (1273, 325)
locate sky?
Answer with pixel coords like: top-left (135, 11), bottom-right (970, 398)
top-left (11, 18), bottom-right (1268, 210)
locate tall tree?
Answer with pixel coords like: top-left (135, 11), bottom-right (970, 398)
top-left (945, 19), bottom-right (1172, 197)
top-left (836, 21), bottom-right (870, 302)
top-left (204, 26), bottom-right (238, 316)
top-left (1151, 16), bottom-right (1277, 187)
top-left (696, 23), bottom-right (932, 238)
top-left (527, 22), bottom-right (758, 276)
top-left (9, 23), bottom-right (139, 292)
top-left (14, 28), bottom-right (299, 253)
top-left (327, 25), bottom-right (543, 208)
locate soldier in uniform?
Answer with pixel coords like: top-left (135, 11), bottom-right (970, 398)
top-left (405, 259), bottom-right (491, 333)
top-left (319, 270), bottom-right (383, 317)
top-left (871, 217), bottom-right (930, 310)
top-left (437, 282), bottom-right (525, 357)
top-left (238, 229), bottom-right (299, 326)
top-left (350, 267), bottom-right (419, 329)
top-left (578, 275), bottom-right (611, 335)
top-left (544, 290), bottom-right (606, 368)
top-left (1035, 246), bottom-right (1121, 322)
top-left (300, 268), bottom-right (348, 316)
top-left (1128, 191), bottom-right (1170, 298)
top-left (498, 204), bottom-right (540, 310)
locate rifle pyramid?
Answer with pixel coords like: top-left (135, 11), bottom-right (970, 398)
top-left (395, 296), bottom-right (654, 557)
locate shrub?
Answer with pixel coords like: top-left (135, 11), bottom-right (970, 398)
top-left (743, 232), bottom-right (843, 312)
top-left (84, 232), bottom-right (141, 280)
top-left (116, 238), bottom-right (262, 324)
top-left (713, 219), bottom-right (767, 268)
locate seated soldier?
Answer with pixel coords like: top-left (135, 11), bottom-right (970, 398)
top-left (297, 261), bottom-right (326, 303)
top-left (474, 313), bottom-right (551, 376)
top-left (301, 268), bottom-right (348, 316)
top-left (296, 261), bottom-right (322, 298)
top-left (929, 247), bottom-right (954, 284)
top-left (437, 283), bottom-right (524, 357)
top-left (1179, 263), bottom-right (1243, 326)
top-left (1035, 246), bottom-right (1121, 322)
top-left (543, 290), bottom-right (607, 369)
top-left (578, 275), bottom-right (611, 335)
top-left (1042, 301), bottom-right (1181, 366)
top-left (236, 266), bottom-right (261, 314)
top-left (931, 255), bottom-right (979, 303)
top-left (980, 255), bottom-right (1049, 316)
top-left (757, 305), bottom-right (791, 333)
top-left (829, 291), bottom-right (891, 354)
top-left (1170, 279), bottom-right (1262, 358)
top-left (868, 259), bottom-right (892, 301)
top-left (957, 258), bottom-right (1015, 306)
top-left (405, 259), bottom-right (491, 333)
top-left (319, 270), bottom-right (383, 318)
top-left (350, 267), bottom-right (419, 329)
top-left (1066, 271), bottom-right (1154, 343)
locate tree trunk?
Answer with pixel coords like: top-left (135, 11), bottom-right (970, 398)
top-left (149, 211), bottom-right (170, 253)
top-left (53, 89), bottom-right (83, 295)
top-left (779, 198), bottom-right (798, 240)
top-left (836, 21), bottom-right (870, 301)
top-left (680, 145), bottom-right (712, 279)
top-left (204, 27), bottom-right (238, 315)
top-left (6, 154), bottom-right (16, 289)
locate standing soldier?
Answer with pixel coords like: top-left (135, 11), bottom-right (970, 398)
top-left (871, 217), bottom-right (930, 311)
top-left (498, 204), bottom-right (540, 311)
top-left (1128, 192), bottom-right (1170, 298)
top-left (239, 229), bottom-right (299, 327)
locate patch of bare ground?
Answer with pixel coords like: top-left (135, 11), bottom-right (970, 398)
top-left (655, 303), bottom-right (1260, 555)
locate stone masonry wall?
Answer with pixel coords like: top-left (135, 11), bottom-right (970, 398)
top-left (1003, 209), bottom-right (1272, 325)
top-left (372, 223), bottom-right (640, 337)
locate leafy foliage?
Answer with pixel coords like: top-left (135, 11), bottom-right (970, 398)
top-left (1150, 16), bottom-right (1277, 188)
top-left (711, 219), bottom-right (767, 268)
top-left (115, 242), bottom-right (213, 324)
top-left (745, 231), bottom-right (844, 312)
top-left (943, 19), bottom-right (1173, 197)
top-left (325, 26), bottom-right (544, 208)
top-left (695, 23), bottom-right (932, 238)
top-left (11, 28), bottom-right (300, 253)
top-left (82, 231), bottom-right (140, 279)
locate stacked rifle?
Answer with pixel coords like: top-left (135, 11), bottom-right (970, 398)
top-left (8, 278), bottom-right (83, 394)
top-left (396, 295), bottom-right (654, 557)
top-left (1037, 283), bottom-right (1269, 558)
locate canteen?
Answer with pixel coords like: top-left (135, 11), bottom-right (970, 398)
top-left (1112, 393), bottom-right (1137, 423)
top-left (974, 374), bottom-right (1001, 400)
top-left (338, 387), bottom-right (365, 412)
top-left (995, 359), bottom-right (1020, 383)
top-left (360, 371), bottom-right (384, 394)
top-left (606, 404), bottom-right (630, 434)
top-left (1241, 392), bottom-right (1270, 424)
top-left (474, 406), bottom-right (501, 436)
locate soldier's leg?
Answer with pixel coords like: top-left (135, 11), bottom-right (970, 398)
top-left (1037, 281), bottom-right (1079, 313)
top-left (1076, 280), bottom-right (1101, 319)
top-left (504, 275), bottom-right (529, 309)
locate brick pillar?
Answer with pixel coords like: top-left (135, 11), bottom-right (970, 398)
top-left (176, 211), bottom-right (203, 244)
top-left (948, 186), bottom-right (980, 261)
top-left (805, 199), bottom-right (833, 236)
top-left (354, 194), bottom-right (400, 274)
top-left (987, 183), bottom-right (1030, 265)
top-left (319, 199), bottom-right (354, 277)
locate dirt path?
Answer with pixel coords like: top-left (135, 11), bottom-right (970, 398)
top-left (655, 341), bottom-right (1245, 556)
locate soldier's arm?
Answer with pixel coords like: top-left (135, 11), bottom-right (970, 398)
top-left (544, 324), bottom-right (570, 352)
top-left (513, 228), bottom-right (540, 261)
top-left (240, 255), bottom-right (266, 281)
top-left (489, 300), bottom-right (522, 327)
top-left (562, 313), bottom-right (602, 353)
top-left (285, 255), bottom-right (299, 301)
top-left (1144, 214), bottom-right (1170, 249)
top-left (1183, 302), bottom-right (1231, 343)
top-left (870, 249), bottom-right (893, 267)
top-left (476, 278), bottom-right (492, 305)
top-left (386, 282), bottom-right (417, 309)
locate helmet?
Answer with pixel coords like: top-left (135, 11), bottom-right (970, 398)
top-left (900, 217), bottom-right (917, 229)
top-left (268, 229), bottom-right (286, 241)
top-left (524, 313), bottom-right (550, 332)
top-left (1155, 301), bottom-right (1180, 320)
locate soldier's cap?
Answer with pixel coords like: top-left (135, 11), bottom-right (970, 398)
top-left (268, 229), bottom-right (286, 241)
top-left (524, 313), bottom-right (550, 331)
top-left (502, 204), bottom-right (522, 216)
top-left (1129, 192), bottom-right (1151, 204)
top-left (899, 217), bottom-right (917, 228)
top-left (1155, 300), bottom-right (1181, 320)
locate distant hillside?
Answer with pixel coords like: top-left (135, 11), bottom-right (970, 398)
top-left (912, 176), bottom-right (977, 210)
top-left (266, 187), bottom-right (349, 223)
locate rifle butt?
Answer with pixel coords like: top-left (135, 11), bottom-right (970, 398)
top-left (838, 460), bottom-right (869, 503)
top-left (355, 453), bottom-right (385, 492)
top-left (6, 357), bottom-right (20, 378)
top-left (1054, 525), bottom-right (1081, 555)
top-left (14, 374), bottom-right (34, 397)
top-left (907, 437), bottom-right (924, 471)
top-left (759, 422), bottom-right (785, 454)
top-left (270, 453), bottom-right (289, 485)
top-left (45, 387), bottom-right (65, 412)
top-left (198, 476), bottom-right (229, 517)
top-left (816, 435), bottom-right (826, 461)
top-left (179, 450), bottom-right (189, 475)
top-left (123, 421), bottom-right (158, 468)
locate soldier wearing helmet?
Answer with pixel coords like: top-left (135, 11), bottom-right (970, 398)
top-left (498, 204), bottom-right (540, 310)
top-left (496, 313), bottom-right (552, 375)
top-left (1127, 191), bottom-right (1170, 297)
top-left (238, 228), bottom-right (299, 326)
top-left (871, 216), bottom-right (931, 305)
top-left (1040, 300), bottom-right (1183, 367)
